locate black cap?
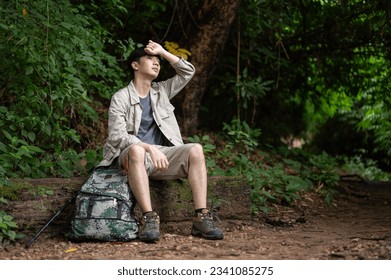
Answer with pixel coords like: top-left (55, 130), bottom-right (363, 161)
top-left (129, 47), bottom-right (162, 63)
top-left (129, 47), bottom-right (148, 62)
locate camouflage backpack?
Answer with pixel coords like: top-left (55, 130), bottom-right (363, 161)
top-left (70, 167), bottom-right (138, 241)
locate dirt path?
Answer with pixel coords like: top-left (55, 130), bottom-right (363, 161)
top-left (1, 179), bottom-right (390, 260)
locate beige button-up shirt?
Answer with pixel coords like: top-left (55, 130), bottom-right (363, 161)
top-left (98, 58), bottom-right (195, 166)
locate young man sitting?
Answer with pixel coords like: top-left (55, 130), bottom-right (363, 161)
top-left (98, 40), bottom-right (223, 242)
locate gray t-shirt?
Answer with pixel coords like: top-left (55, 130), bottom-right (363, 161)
top-left (137, 94), bottom-right (164, 145)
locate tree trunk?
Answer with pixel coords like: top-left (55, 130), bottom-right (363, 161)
top-left (181, 0), bottom-right (241, 135)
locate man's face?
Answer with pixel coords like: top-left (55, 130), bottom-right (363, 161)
top-left (136, 55), bottom-right (161, 79)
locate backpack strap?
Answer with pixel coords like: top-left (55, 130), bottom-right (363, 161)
top-left (117, 200), bottom-right (123, 219)
top-left (87, 200), bottom-right (95, 218)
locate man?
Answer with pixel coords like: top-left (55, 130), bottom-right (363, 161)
top-left (98, 40), bottom-right (223, 242)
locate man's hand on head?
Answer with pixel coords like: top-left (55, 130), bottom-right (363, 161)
top-left (145, 40), bottom-right (164, 56)
top-left (145, 40), bottom-right (180, 64)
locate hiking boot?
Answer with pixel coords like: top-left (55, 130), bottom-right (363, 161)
top-left (139, 211), bottom-right (160, 242)
top-left (191, 209), bottom-right (224, 240)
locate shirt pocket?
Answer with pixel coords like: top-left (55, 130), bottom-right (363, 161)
top-left (157, 101), bottom-right (175, 120)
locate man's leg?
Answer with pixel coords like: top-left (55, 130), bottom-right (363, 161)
top-left (147, 144), bottom-right (207, 199)
top-left (188, 144), bottom-right (224, 240)
top-left (125, 144), bottom-right (160, 242)
top-left (187, 144), bottom-right (208, 209)
top-left (147, 144), bottom-right (223, 240)
top-left (126, 144), bottom-right (152, 213)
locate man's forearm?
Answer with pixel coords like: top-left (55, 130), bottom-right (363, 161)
top-left (160, 48), bottom-right (180, 64)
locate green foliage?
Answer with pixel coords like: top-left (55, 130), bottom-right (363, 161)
top-left (187, 135), bottom-right (216, 154)
top-left (0, 182), bottom-right (30, 201)
top-left (203, 0), bottom-right (391, 169)
top-left (305, 48), bottom-right (391, 167)
top-left (248, 163), bottom-right (312, 214)
top-left (48, 148), bottom-right (101, 178)
top-left (234, 68), bottom-right (273, 122)
top-left (342, 155), bottom-right (391, 182)
top-left (247, 149), bottom-right (340, 212)
top-left (307, 152), bottom-right (340, 188)
top-left (280, 148), bottom-right (341, 204)
top-left (223, 118), bottom-right (261, 155)
top-left (197, 120), bottom-right (344, 213)
top-left (0, 0), bottom-right (125, 178)
top-left (29, 186), bottom-right (54, 198)
top-left (358, 97), bottom-right (391, 163)
top-left (0, 198), bottom-right (24, 244)
top-left (307, 152), bottom-right (340, 204)
top-left (204, 120), bottom-right (329, 213)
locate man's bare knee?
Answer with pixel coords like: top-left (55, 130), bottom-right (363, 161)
top-left (189, 144), bottom-right (205, 161)
top-left (128, 144), bottom-right (145, 163)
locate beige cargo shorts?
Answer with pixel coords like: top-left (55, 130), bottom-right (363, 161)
top-left (118, 143), bottom-right (196, 180)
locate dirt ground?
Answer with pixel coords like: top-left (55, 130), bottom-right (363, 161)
top-left (1, 178), bottom-right (390, 260)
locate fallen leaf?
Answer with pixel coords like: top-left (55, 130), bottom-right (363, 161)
top-left (65, 248), bottom-right (78, 253)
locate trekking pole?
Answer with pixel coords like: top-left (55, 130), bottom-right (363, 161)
top-left (25, 192), bottom-right (78, 248)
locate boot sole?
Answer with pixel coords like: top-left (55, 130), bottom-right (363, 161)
top-left (191, 229), bottom-right (223, 240)
top-left (140, 236), bottom-right (160, 243)
top-left (139, 232), bottom-right (160, 243)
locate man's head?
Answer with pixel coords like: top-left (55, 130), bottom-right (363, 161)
top-left (129, 47), bottom-right (149, 63)
top-left (129, 47), bottom-right (161, 79)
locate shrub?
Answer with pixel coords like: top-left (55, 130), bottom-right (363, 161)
top-left (0, 197), bottom-right (24, 245)
top-left (0, 0), bottom-right (126, 178)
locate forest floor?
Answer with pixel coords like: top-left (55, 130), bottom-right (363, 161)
top-left (1, 177), bottom-right (390, 260)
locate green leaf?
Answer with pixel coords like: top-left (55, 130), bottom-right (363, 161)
top-left (2, 214), bottom-right (12, 221)
top-left (27, 132), bottom-right (36, 142)
top-left (0, 197), bottom-right (8, 204)
top-left (4, 221), bottom-right (18, 229)
top-left (28, 145), bottom-right (44, 153)
top-left (6, 230), bottom-right (16, 240)
top-left (26, 66), bottom-right (33, 75)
